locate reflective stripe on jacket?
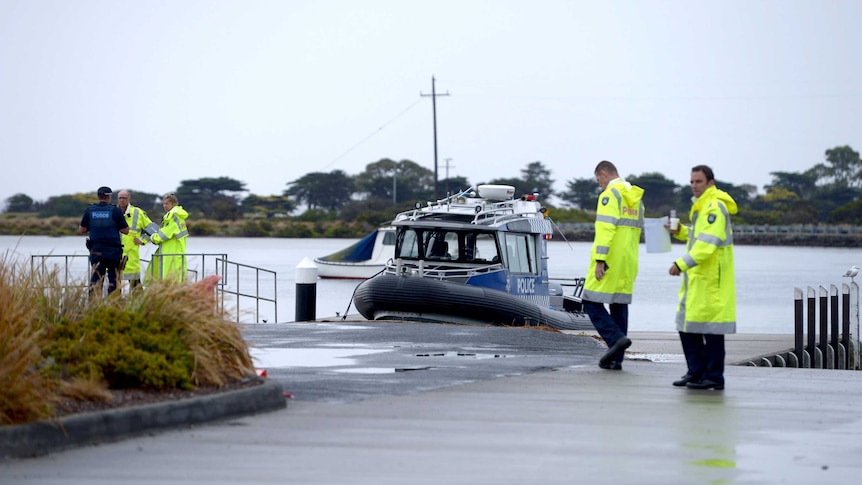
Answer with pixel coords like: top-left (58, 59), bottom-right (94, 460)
top-left (582, 179), bottom-right (645, 304)
top-left (673, 185), bottom-right (737, 334)
top-left (147, 205), bottom-right (189, 281)
top-left (121, 205), bottom-right (153, 280)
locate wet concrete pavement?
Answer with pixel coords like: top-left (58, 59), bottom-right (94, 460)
top-left (2, 321), bottom-right (861, 484)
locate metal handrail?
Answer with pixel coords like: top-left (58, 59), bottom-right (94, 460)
top-left (30, 253), bottom-right (277, 324)
top-left (386, 259), bottom-right (504, 280)
top-left (215, 257), bottom-right (277, 324)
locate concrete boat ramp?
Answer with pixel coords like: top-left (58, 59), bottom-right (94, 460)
top-left (3, 320), bottom-right (862, 484)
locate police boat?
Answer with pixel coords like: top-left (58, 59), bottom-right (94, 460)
top-left (352, 185), bottom-right (593, 330)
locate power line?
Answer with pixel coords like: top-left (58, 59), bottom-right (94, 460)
top-left (321, 98), bottom-right (424, 172)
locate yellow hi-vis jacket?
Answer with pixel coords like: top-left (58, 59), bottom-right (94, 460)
top-left (147, 205), bottom-right (189, 281)
top-left (121, 204), bottom-right (153, 281)
top-left (672, 185), bottom-right (737, 334)
top-left (582, 179), bottom-right (645, 304)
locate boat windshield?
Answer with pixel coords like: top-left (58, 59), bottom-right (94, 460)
top-left (503, 232), bottom-right (538, 274)
top-left (396, 228), bottom-right (500, 264)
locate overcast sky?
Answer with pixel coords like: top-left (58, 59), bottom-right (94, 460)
top-left (2, 0), bottom-right (860, 206)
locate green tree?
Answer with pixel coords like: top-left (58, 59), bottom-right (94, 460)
top-left (558, 177), bottom-right (600, 210)
top-left (821, 145), bottom-right (862, 188)
top-left (486, 161), bottom-right (555, 200)
top-left (175, 177), bottom-right (247, 220)
top-left (749, 187), bottom-right (817, 223)
top-left (286, 170), bottom-right (355, 211)
top-left (339, 197), bottom-right (411, 226)
top-left (628, 172), bottom-right (679, 216)
top-left (240, 194), bottom-right (296, 218)
top-left (38, 193), bottom-right (92, 218)
top-left (520, 161), bottom-right (555, 198)
top-left (768, 170), bottom-right (818, 199)
top-left (4, 193), bottom-right (34, 213)
top-left (354, 159), bottom-right (434, 203)
top-left (437, 176), bottom-right (471, 198)
top-left (715, 179), bottom-right (753, 209)
top-left (484, 177), bottom-right (532, 197)
top-left (830, 200), bottom-right (862, 224)
top-left (810, 185), bottom-right (861, 220)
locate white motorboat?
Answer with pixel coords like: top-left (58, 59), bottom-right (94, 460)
top-left (314, 227), bottom-right (395, 279)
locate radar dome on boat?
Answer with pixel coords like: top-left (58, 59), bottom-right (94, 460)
top-left (477, 184), bottom-right (515, 201)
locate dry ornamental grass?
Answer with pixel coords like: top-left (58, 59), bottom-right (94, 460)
top-left (0, 252), bottom-right (256, 426)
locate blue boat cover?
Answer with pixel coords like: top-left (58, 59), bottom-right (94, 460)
top-left (319, 231), bottom-right (377, 262)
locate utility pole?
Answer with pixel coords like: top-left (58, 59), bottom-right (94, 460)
top-left (443, 157), bottom-right (454, 196)
top-left (421, 76), bottom-right (449, 200)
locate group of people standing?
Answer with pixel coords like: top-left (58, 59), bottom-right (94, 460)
top-left (582, 161), bottom-right (737, 390)
top-left (79, 186), bottom-right (189, 295)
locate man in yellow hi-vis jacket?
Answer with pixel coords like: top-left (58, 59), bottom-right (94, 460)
top-left (147, 193), bottom-right (189, 282)
top-left (117, 190), bottom-right (153, 290)
top-left (669, 165), bottom-right (737, 390)
top-left (582, 160), bottom-right (645, 371)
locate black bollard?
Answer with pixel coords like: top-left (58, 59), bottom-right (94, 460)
top-left (295, 257), bottom-right (318, 322)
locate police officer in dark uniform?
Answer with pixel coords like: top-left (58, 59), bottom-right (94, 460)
top-left (79, 186), bottom-right (130, 295)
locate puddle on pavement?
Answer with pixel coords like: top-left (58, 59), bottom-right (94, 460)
top-left (334, 366), bottom-right (433, 374)
top-left (634, 353), bottom-right (686, 363)
top-left (298, 323), bottom-right (373, 331)
top-left (415, 351), bottom-right (511, 359)
top-left (250, 347), bottom-right (386, 368)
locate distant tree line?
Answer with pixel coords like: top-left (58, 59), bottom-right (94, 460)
top-left (4, 145), bottom-right (862, 227)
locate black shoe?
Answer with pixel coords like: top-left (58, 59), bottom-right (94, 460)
top-left (599, 337), bottom-right (632, 367)
top-left (672, 374), bottom-right (697, 387)
top-left (599, 361), bottom-right (622, 370)
top-left (686, 379), bottom-right (724, 390)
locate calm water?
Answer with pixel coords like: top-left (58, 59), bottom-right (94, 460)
top-left (2, 235), bottom-right (858, 334)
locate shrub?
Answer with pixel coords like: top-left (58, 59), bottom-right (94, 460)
top-left (238, 220), bottom-right (270, 237)
top-left (45, 306), bottom-right (196, 390)
top-left (275, 222), bottom-right (317, 238)
top-left (191, 220), bottom-right (217, 236)
top-left (323, 223), bottom-right (363, 238)
top-left (121, 278), bottom-right (254, 387)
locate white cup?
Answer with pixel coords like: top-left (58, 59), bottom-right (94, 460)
top-left (669, 217), bottom-right (680, 231)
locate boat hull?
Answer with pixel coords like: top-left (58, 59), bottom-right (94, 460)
top-left (314, 227), bottom-right (395, 279)
top-left (353, 274), bottom-right (594, 331)
top-left (314, 260), bottom-right (386, 279)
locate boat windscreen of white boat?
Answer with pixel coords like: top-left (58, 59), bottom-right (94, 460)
top-left (318, 230), bottom-right (393, 262)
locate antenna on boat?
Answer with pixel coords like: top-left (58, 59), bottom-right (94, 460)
top-left (548, 217), bottom-right (575, 251)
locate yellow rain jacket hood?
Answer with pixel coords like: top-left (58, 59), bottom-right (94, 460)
top-left (582, 178), bottom-right (645, 304)
top-left (673, 185), bottom-right (737, 334)
top-left (147, 205), bottom-right (189, 281)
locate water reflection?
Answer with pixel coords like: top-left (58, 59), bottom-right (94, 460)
top-left (250, 347), bottom-right (386, 368)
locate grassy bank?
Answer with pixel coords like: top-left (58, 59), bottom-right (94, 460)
top-left (0, 215), bottom-right (377, 238)
top-left (4, 215), bottom-right (861, 247)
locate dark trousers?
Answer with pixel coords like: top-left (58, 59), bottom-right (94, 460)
top-left (678, 332), bottom-right (725, 384)
top-left (90, 260), bottom-right (120, 295)
top-left (584, 301), bottom-right (629, 363)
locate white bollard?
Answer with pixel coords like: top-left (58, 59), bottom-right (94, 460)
top-left (295, 257), bottom-right (318, 322)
